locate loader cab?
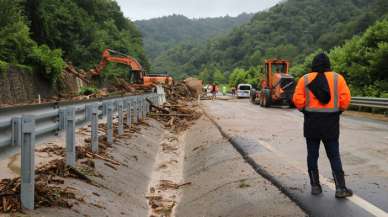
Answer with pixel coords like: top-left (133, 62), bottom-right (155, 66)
top-left (264, 59), bottom-right (289, 89)
top-left (257, 59), bottom-right (295, 107)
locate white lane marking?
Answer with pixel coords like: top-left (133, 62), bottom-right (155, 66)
top-left (256, 138), bottom-right (388, 217)
top-left (320, 176), bottom-right (388, 217)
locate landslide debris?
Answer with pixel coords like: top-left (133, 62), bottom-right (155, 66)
top-left (0, 80), bottom-right (202, 214)
top-left (0, 122), bottom-right (134, 213)
top-left (149, 81), bottom-right (202, 132)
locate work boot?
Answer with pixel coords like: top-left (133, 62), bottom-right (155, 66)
top-left (308, 170), bottom-right (322, 195)
top-left (333, 171), bottom-right (353, 198)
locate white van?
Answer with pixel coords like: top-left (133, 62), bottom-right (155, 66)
top-left (236, 84), bottom-right (252, 98)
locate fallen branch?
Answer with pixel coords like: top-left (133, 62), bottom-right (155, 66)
top-left (149, 113), bottom-right (192, 117)
top-left (86, 152), bottom-right (121, 166)
top-left (177, 182), bottom-right (192, 188)
top-left (67, 166), bottom-right (93, 184)
top-left (104, 163), bottom-right (117, 170)
top-left (146, 98), bottom-right (170, 113)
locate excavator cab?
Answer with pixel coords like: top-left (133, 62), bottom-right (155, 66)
top-left (128, 69), bottom-right (144, 84)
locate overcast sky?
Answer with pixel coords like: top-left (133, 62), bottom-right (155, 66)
top-left (116, 0), bottom-right (282, 21)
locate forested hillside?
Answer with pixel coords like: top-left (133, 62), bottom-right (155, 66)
top-left (0, 0), bottom-right (148, 83)
top-left (135, 13), bottom-right (253, 77)
top-left (155, 0), bottom-right (388, 96)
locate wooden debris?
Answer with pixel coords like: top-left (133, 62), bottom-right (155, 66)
top-left (149, 113), bottom-right (192, 117)
top-left (148, 81), bottom-right (202, 132)
top-left (36, 145), bottom-right (65, 157)
top-left (157, 180), bottom-right (192, 190)
top-left (104, 163), bottom-right (118, 170)
top-left (86, 152), bottom-right (121, 166)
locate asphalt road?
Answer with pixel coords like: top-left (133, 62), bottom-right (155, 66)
top-left (203, 99), bottom-right (388, 217)
top-left (176, 117), bottom-right (305, 217)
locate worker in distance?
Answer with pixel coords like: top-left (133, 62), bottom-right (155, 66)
top-left (293, 53), bottom-right (353, 198)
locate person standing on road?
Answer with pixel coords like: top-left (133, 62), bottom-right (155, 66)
top-left (231, 87), bottom-right (236, 96)
top-left (293, 53), bottom-right (353, 198)
top-left (211, 83), bottom-right (218, 100)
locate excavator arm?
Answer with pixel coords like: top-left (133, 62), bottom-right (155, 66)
top-left (91, 49), bottom-right (144, 80)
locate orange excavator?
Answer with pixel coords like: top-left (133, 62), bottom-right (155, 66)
top-left (90, 49), bottom-right (173, 87)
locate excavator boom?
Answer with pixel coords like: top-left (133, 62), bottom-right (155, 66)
top-left (92, 49), bottom-right (143, 76)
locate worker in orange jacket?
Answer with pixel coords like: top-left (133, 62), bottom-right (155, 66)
top-left (293, 53), bottom-right (353, 198)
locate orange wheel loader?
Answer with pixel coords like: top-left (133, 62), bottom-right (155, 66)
top-left (250, 59), bottom-right (295, 107)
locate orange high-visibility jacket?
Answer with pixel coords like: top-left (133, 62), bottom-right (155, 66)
top-left (293, 72), bottom-right (351, 112)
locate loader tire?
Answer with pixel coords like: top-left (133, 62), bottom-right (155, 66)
top-left (263, 94), bottom-right (271, 107)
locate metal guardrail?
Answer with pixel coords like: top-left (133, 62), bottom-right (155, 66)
top-left (0, 92), bottom-right (164, 209)
top-left (351, 97), bottom-right (388, 109)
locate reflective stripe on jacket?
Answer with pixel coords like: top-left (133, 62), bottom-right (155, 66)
top-left (293, 72), bottom-right (351, 112)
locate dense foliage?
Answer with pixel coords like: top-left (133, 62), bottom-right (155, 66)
top-left (0, 0), bottom-right (64, 81)
top-left (290, 18), bottom-right (388, 97)
top-left (0, 0), bottom-right (148, 83)
top-left (153, 0), bottom-right (388, 96)
top-left (329, 19), bottom-right (388, 97)
top-left (135, 14), bottom-right (253, 78)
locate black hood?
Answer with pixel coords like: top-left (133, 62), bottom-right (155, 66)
top-left (307, 53), bottom-right (331, 105)
top-left (311, 53), bottom-right (331, 73)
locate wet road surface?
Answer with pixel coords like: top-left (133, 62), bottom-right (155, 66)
top-left (204, 99), bottom-right (388, 217)
top-left (176, 117), bottom-right (305, 217)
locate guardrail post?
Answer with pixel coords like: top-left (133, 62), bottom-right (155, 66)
top-left (12, 117), bottom-right (22, 146)
top-left (91, 104), bottom-right (98, 153)
top-left (118, 101), bottom-right (124, 135)
top-left (126, 100), bottom-right (132, 126)
top-left (145, 96), bottom-right (149, 115)
top-left (107, 103), bottom-right (113, 144)
top-left (58, 109), bottom-right (66, 131)
top-left (147, 96), bottom-right (150, 113)
top-left (133, 98), bottom-right (139, 124)
top-left (21, 115), bottom-right (35, 210)
top-left (144, 97), bottom-right (148, 116)
top-left (144, 98), bottom-right (147, 116)
top-left (65, 107), bottom-right (76, 167)
top-left (139, 97), bottom-right (144, 121)
top-left (140, 97), bottom-right (144, 119)
top-left (85, 104), bottom-right (92, 121)
top-left (102, 102), bottom-right (108, 116)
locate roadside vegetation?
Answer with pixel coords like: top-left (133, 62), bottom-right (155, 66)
top-left (0, 0), bottom-right (148, 85)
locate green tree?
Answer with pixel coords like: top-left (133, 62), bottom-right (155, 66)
top-left (198, 67), bottom-right (211, 84)
top-left (0, 0), bottom-right (35, 63)
top-left (329, 19), bottom-right (388, 96)
top-left (213, 69), bottom-right (226, 84)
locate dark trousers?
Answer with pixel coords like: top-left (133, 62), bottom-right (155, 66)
top-left (306, 138), bottom-right (344, 174)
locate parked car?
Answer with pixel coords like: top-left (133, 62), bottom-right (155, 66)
top-left (236, 84), bottom-right (252, 98)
